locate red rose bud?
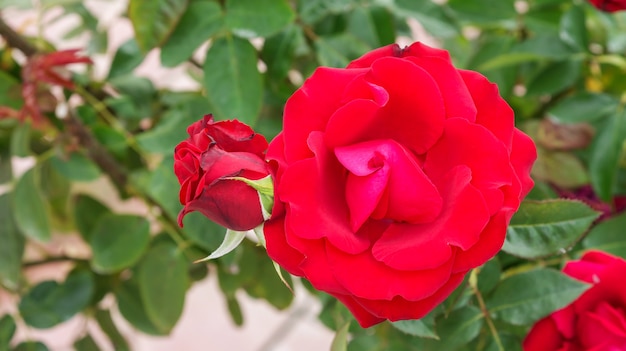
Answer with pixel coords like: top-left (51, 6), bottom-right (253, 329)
top-left (264, 42), bottom-right (536, 327)
top-left (174, 114), bottom-right (271, 231)
top-left (588, 0), bottom-right (626, 12)
top-left (524, 251), bottom-right (626, 350)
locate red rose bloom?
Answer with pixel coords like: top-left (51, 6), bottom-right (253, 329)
top-left (174, 114), bottom-right (270, 231)
top-left (264, 42), bottom-right (536, 327)
top-left (588, 0), bottom-right (626, 12)
top-left (524, 251), bottom-right (626, 351)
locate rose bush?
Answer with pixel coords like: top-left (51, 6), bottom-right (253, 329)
top-left (174, 114), bottom-right (270, 231)
top-left (523, 251), bottom-right (626, 351)
top-left (588, 0), bottom-right (626, 12)
top-left (263, 42), bottom-right (536, 327)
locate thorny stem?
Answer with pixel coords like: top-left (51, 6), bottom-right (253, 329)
top-left (469, 268), bottom-right (504, 351)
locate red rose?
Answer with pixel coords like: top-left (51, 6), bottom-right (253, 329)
top-left (174, 114), bottom-right (270, 231)
top-left (264, 42), bottom-right (536, 327)
top-left (588, 0), bottom-right (626, 12)
top-left (523, 251), bottom-right (626, 351)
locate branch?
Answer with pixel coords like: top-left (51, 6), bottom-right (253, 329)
top-left (64, 110), bottom-right (128, 189)
top-left (0, 15), bottom-right (37, 57)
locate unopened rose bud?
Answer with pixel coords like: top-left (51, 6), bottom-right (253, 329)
top-left (174, 114), bottom-right (271, 231)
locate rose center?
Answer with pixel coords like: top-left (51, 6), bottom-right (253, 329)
top-left (334, 139), bottom-right (443, 232)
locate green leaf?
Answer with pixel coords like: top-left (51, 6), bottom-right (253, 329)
top-left (486, 268), bottom-right (589, 325)
top-left (225, 0), bottom-right (295, 38)
top-left (532, 148), bottom-right (589, 189)
top-left (10, 122), bottom-right (31, 157)
top-left (115, 279), bottom-right (162, 335)
top-left (0, 194), bottom-right (24, 291)
top-left (391, 317), bottom-right (438, 339)
top-left (130, 157), bottom-right (180, 219)
top-left (346, 6), bottom-right (382, 48)
top-left (298, 0), bottom-right (351, 25)
top-left (0, 148), bottom-right (12, 184)
top-left (477, 258), bottom-right (501, 295)
top-left (479, 35), bottom-right (576, 70)
top-left (486, 333), bottom-right (522, 351)
top-left (181, 212), bottom-right (226, 251)
top-left (19, 270), bottom-right (94, 329)
top-left (0, 314), bottom-right (16, 348)
top-left (50, 152), bottom-right (101, 182)
top-left (95, 309), bottom-right (130, 351)
top-left (526, 59), bottom-right (581, 96)
top-left (226, 295), bottom-right (243, 326)
top-left (330, 321), bottom-right (350, 351)
top-left (160, 0), bottom-right (223, 67)
top-left (74, 334), bottom-right (101, 351)
top-left (203, 36), bottom-right (263, 124)
top-left (137, 242), bottom-right (189, 333)
top-left (315, 34), bottom-right (370, 68)
top-left (583, 211), bottom-right (626, 259)
top-left (0, 71), bottom-right (22, 109)
top-left (547, 92), bottom-right (618, 123)
top-left (127, 0), bottom-right (189, 52)
top-left (12, 168), bottom-right (50, 242)
top-left (559, 5), bottom-right (588, 52)
top-left (503, 200), bottom-right (600, 259)
top-left (393, 0), bottom-right (458, 38)
top-left (14, 341), bottom-right (49, 351)
top-left (590, 110), bottom-right (626, 201)
top-left (261, 25), bottom-right (301, 80)
top-left (90, 214), bottom-right (151, 273)
top-left (108, 39), bottom-right (144, 79)
top-left (136, 96), bottom-right (211, 154)
top-left (435, 306), bottom-right (484, 350)
top-left (448, 0), bottom-right (516, 24)
top-left (73, 194), bottom-right (111, 242)
top-left (39, 159), bottom-right (71, 224)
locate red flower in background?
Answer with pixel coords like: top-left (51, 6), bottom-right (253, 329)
top-left (174, 115), bottom-right (270, 231)
top-left (524, 251), bottom-right (626, 350)
top-left (264, 42), bottom-right (536, 327)
top-left (588, 0), bottom-right (626, 12)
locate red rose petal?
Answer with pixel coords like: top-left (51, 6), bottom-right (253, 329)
top-left (364, 57), bottom-right (446, 154)
top-left (326, 242), bottom-right (455, 301)
top-left (459, 70), bottom-right (514, 149)
top-left (283, 67), bottom-right (366, 162)
top-left (453, 210), bottom-right (511, 273)
top-left (350, 272), bottom-right (466, 322)
top-left (551, 306), bottom-right (577, 340)
top-left (401, 42), bottom-right (452, 63)
top-left (405, 56), bottom-right (477, 121)
top-left (372, 165), bottom-right (489, 271)
top-left (208, 119), bottom-right (268, 156)
top-left (278, 132), bottom-right (370, 254)
top-left (347, 44), bottom-right (400, 69)
top-left (333, 294), bottom-right (386, 328)
top-left (264, 216), bottom-right (305, 276)
top-left (577, 307), bottom-right (626, 348)
top-left (179, 178), bottom-right (263, 231)
top-left (510, 129), bottom-right (538, 199)
top-left (324, 79), bottom-right (389, 149)
top-left (425, 118), bottom-right (513, 214)
top-left (564, 251), bottom-right (618, 283)
top-left (201, 148), bottom-right (269, 183)
top-left (523, 316), bottom-right (568, 351)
